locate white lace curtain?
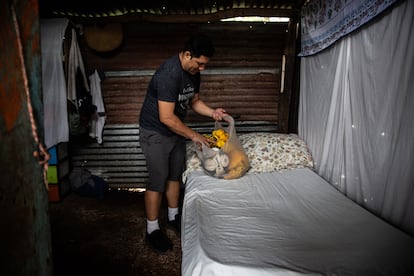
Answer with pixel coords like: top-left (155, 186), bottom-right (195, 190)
top-left (298, 0), bottom-right (414, 235)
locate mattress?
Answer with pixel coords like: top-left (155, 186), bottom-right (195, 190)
top-left (181, 168), bottom-right (414, 276)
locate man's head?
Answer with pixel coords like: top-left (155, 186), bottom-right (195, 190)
top-left (182, 34), bottom-right (215, 58)
top-left (180, 34), bottom-right (214, 75)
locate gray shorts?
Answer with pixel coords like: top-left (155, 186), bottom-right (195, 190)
top-left (139, 127), bottom-right (186, 192)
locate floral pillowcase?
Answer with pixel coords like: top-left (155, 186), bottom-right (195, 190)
top-left (183, 132), bottom-right (314, 182)
top-left (238, 133), bottom-right (314, 173)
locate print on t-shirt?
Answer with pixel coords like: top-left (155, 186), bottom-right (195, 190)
top-left (178, 84), bottom-right (195, 110)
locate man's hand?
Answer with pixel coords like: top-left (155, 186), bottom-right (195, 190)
top-left (211, 108), bottom-right (227, 121)
top-left (190, 132), bottom-right (211, 147)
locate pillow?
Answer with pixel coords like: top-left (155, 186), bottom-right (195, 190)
top-left (238, 132), bottom-right (314, 173)
top-left (182, 132), bottom-right (314, 182)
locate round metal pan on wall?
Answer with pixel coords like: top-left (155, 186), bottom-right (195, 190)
top-left (84, 23), bottom-right (123, 52)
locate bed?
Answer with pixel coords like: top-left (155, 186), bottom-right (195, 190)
top-left (181, 133), bottom-right (414, 276)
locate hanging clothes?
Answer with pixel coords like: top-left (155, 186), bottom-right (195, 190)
top-left (40, 18), bottom-right (69, 148)
top-left (66, 27), bottom-right (98, 143)
top-left (67, 28), bottom-right (89, 103)
top-left (88, 70), bottom-right (106, 144)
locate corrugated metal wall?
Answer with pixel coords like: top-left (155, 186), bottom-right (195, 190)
top-left (80, 22), bottom-right (288, 124)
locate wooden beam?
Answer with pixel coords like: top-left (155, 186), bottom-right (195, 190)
top-left (0, 0), bottom-right (53, 275)
top-left (277, 15), bottom-right (299, 133)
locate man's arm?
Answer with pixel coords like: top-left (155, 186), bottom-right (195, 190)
top-left (191, 93), bottom-right (227, 121)
top-left (158, 100), bottom-right (209, 144)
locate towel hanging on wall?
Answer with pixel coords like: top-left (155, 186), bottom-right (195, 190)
top-left (40, 18), bottom-right (69, 148)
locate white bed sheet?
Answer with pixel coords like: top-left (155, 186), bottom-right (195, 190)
top-left (182, 168), bottom-right (414, 276)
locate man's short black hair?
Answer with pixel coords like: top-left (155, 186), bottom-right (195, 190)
top-left (183, 34), bottom-right (215, 58)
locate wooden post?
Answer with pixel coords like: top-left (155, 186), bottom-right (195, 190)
top-left (0, 1), bottom-right (53, 275)
top-left (278, 16), bottom-right (300, 133)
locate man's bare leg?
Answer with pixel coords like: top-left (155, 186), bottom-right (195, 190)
top-left (165, 180), bottom-right (180, 209)
top-left (145, 190), bottom-right (162, 221)
top-left (165, 180), bottom-right (181, 233)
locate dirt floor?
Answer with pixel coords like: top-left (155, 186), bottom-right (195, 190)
top-left (49, 189), bottom-right (182, 276)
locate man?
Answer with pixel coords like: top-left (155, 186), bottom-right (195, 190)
top-left (139, 35), bottom-right (227, 252)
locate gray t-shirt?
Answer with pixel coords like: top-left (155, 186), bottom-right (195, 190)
top-left (139, 54), bottom-right (200, 136)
